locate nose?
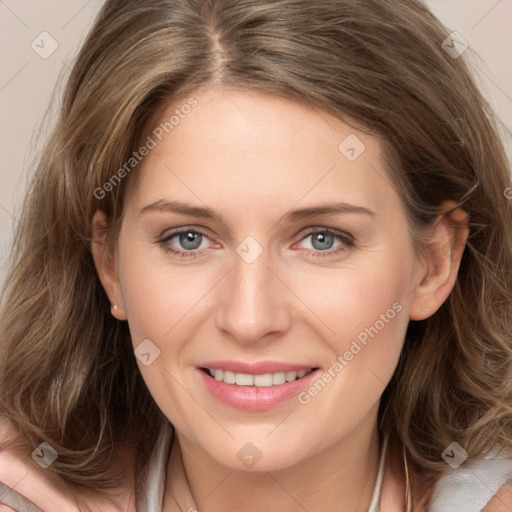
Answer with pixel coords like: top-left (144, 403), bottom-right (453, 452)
top-left (215, 244), bottom-right (293, 346)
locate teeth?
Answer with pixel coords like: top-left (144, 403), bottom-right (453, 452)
top-left (207, 368), bottom-right (313, 386)
top-left (224, 371), bottom-right (236, 384)
top-left (272, 372), bottom-right (286, 385)
top-left (286, 371), bottom-right (297, 382)
top-left (236, 373), bottom-right (255, 386)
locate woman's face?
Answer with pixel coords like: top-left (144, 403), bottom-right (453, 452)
top-left (108, 87), bottom-right (426, 470)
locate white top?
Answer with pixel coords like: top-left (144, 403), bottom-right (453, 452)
top-left (429, 455), bottom-right (512, 511)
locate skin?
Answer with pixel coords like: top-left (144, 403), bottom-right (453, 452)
top-left (92, 87), bottom-right (469, 511)
top-left (482, 483), bottom-right (512, 511)
top-left (3, 87), bottom-right (498, 511)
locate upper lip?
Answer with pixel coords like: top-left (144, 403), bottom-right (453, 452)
top-left (199, 360), bottom-right (318, 375)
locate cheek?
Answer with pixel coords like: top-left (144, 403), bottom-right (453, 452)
top-left (116, 239), bottom-right (212, 343)
top-left (293, 282), bottom-right (410, 440)
top-left (291, 246), bottom-right (414, 416)
top-left (115, 246), bottom-right (214, 429)
top-left (295, 252), bottom-right (413, 352)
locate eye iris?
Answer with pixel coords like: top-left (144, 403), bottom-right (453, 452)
top-left (180, 231), bottom-right (202, 250)
top-left (312, 232), bottom-right (334, 251)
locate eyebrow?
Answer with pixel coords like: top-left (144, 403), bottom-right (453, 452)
top-left (139, 200), bottom-right (223, 221)
top-left (139, 199), bottom-right (376, 222)
top-left (284, 202), bottom-right (376, 221)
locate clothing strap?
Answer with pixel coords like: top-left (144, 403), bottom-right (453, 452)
top-left (368, 433), bottom-right (388, 512)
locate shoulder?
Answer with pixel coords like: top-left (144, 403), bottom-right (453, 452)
top-left (0, 417), bottom-right (136, 512)
top-left (482, 482), bottom-right (512, 511)
top-left (0, 443), bottom-right (78, 511)
top-left (429, 455), bottom-right (512, 512)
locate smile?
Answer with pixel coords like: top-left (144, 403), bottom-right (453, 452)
top-left (202, 368), bottom-right (315, 387)
top-left (196, 363), bottom-right (321, 410)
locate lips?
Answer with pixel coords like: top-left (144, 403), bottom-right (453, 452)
top-left (196, 360), bottom-right (320, 410)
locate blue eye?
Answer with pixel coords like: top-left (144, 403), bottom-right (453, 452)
top-left (158, 227), bottom-right (354, 259)
top-left (297, 228), bottom-right (354, 257)
top-left (159, 228), bottom-right (210, 258)
top-left (174, 231), bottom-right (203, 250)
top-left (309, 232), bottom-right (335, 250)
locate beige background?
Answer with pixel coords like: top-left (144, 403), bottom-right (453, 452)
top-left (0, 0), bottom-right (511, 285)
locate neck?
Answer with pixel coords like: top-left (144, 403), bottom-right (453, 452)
top-left (165, 413), bottom-right (382, 512)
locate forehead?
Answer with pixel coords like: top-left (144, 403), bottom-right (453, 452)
top-left (127, 87), bottom-right (402, 224)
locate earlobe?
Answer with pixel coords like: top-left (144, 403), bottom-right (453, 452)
top-left (409, 202), bottom-right (470, 321)
top-left (90, 210), bottom-right (127, 321)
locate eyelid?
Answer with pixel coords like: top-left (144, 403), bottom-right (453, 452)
top-left (292, 227), bottom-right (355, 255)
top-left (157, 227), bottom-right (215, 260)
top-left (159, 225), bottom-right (211, 241)
top-left (158, 225), bottom-right (355, 259)
top-left (295, 226), bottom-right (354, 243)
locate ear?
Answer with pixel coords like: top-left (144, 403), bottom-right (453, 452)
top-left (90, 210), bottom-right (127, 321)
top-left (409, 201), bottom-right (469, 321)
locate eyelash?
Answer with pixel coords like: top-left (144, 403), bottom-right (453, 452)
top-left (157, 227), bottom-right (355, 259)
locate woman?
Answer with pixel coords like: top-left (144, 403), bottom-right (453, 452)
top-left (1, 0), bottom-right (511, 510)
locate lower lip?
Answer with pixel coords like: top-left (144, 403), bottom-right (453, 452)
top-left (196, 368), bottom-right (320, 411)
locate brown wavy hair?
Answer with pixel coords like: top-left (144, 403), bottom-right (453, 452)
top-left (1, 0), bottom-right (511, 509)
